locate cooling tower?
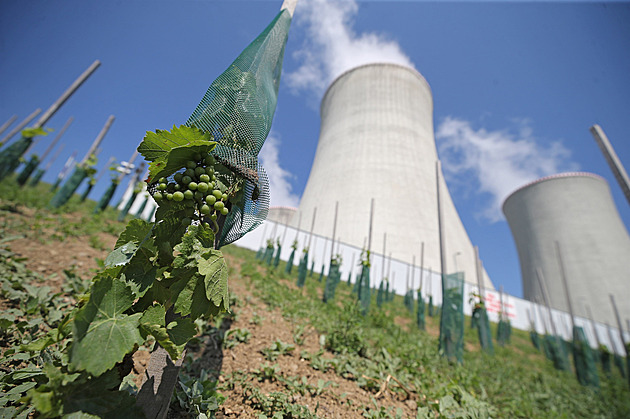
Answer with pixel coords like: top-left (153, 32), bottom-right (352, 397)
top-left (503, 172), bottom-right (630, 326)
top-left (294, 63), bottom-right (494, 290)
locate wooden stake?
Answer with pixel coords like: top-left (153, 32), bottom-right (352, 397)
top-left (609, 294), bottom-right (628, 356)
top-left (585, 305), bottom-right (601, 347)
top-left (555, 241), bottom-right (575, 331)
top-left (32, 60), bottom-right (101, 129)
top-left (536, 268), bottom-right (558, 336)
top-left (436, 161), bottom-right (447, 280)
top-left (0, 108), bottom-right (41, 146)
top-left (0, 115), bottom-right (17, 137)
top-left (37, 117), bottom-right (73, 162)
top-left (80, 115), bottom-right (115, 165)
top-left (331, 201), bottom-right (339, 261)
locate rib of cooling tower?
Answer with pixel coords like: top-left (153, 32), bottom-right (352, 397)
top-left (294, 63), bottom-right (495, 290)
top-left (502, 172), bottom-right (630, 326)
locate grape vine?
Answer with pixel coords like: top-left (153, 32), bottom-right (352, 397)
top-left (23, 125), bottom-right (238, 417)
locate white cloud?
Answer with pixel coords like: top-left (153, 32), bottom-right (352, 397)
top-left (260, 132), bottom-right (300, 208)
top-left (288, 0), bottom-right (414, 100)
top-left (436, 117), bottom-right (579, 222)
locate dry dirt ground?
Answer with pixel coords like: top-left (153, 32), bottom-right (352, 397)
top-left (1, 206), bottom-right (433, 418)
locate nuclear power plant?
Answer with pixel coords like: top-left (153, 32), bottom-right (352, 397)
top-left (502, 172), bottom-right (630, 327)
top-left (287, 63), bottom-right (494, 290)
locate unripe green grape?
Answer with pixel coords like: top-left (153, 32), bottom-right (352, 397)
top-left (204, 155), bottom-right (215, 165)
top-left (188, 182), bottom-right (198, 190)
top-left (173, 191), bottom-right (184, 202)
top-left (212, 189), bottom-right (222, 199)
top-left (158, 183), bottom-right (167, 191)
top-left (159, 177), bottom-right (166, 183)
top-left (210, 213), bottom-right (218, 221)
top-left (212, 175), bottom-right (217, 181)
top-left (203, 222), bottom-right (211, 229)
top-left (200, 204), bottom-right (211, 215)
top-left (197, 182), bottom-right (209, 193)
top-left (205, 166), bottom-right (214, 175)
top-left (166, 193), bottom-right (173, 201)
top-left (208, 182), bottom-right (215, 189)
top-left (195, 167), bottom-right (205, 177)
top-left (194, 191), bottom-right (203, 201)
top-left (185, 168), bottom-right (195, 178)
top-left (182, 175), bottom-right (192, 184)
top-left (174, 173), bottom-right (183, 183)
top-left (214, 201), bottom-right (224, 210)
top-left (205, 195), bottom-right (216, 205)
top-left (154, 192), bottom-right (163, 201)
top-left (183, 190), bottom-right (194, 200)
top-left (186, 161), bottom-right (196, 169)
top-left (199, 174), bottom-right (210, 183)
top-left (193, 152), bottom-right (202, 161)
top-left (220, 207), bottom-right (229, 216)
top-left (174, 183), bottom-right (181, 191)
top-left (222, 193), bottom-right (228, 200)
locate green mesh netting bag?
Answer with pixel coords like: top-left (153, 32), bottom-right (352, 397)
top-left (309, 260), bottom-right (315, 277)
top-left (376, 280), bottom-right (385, 307)
top-left (404, 290), bottom-right (414, 313)
top-left (29, 168), bottom-right (46, 186)
top-left (94, 179), bottom-right (119, 213)
top-left (16, 155), bottom-right (40, 186)
top-left (474, 306), bottom-right (494, 355)
top-left (546, 335), bottom-right (571, 372)
top-left (134, 196), bottom-right (148, 219)
top-left (272, 242), bottom-right (282, 268)
top-left (173, 8), bottom-right (293, 247)
top-left (323, 259), bottom-right (340, 303)
top-left (428, 295), bottom-right (435, 317)
top-left (542, 335), bottom-right (554, 361)
top-left (357, 263), bottom-right (371, 315)
top-left (530, 330), bottom-right (541, 351)
top-left (49, 166), bottom-right (88, 208)
top-left (572, 326), bottom-right (599, 387)
top-left (417, 289), bottom-right (425, 331)
top-left (598, 345), bottom-right (611, 375)
top-left (439, 272), bottom-right (465, 363)
top-left (497, 318), bottom-right (509, 346)
top-left (296, 250), bottom-right (308, 288)
top-left (0, 137), bottom-right (32, 180)
top-left (263, 240), bottom-right (274, 265)
top-left (285, 242), bottom-right (297, 274)
top-left (614, 353), bottom-right (626, 378)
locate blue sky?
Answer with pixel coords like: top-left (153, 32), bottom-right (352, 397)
top-left (1, 0), bottom-right (629, 298)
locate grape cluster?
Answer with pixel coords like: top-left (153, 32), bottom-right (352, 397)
top-left (152, 153), bottom-right (230, 226)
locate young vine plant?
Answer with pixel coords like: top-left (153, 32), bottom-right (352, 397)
top-left (25, 125), bottom-right (238, 417)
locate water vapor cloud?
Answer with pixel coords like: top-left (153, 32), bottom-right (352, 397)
top-left (436, 117), bottom-right (579, 222)
top-left (260, 133), bottom-right (301, 208)
top-left (287, 0), bottom-right (414, 100)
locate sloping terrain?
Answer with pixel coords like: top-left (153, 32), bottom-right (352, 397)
top-left (1, 181), bottom-right (629, 418)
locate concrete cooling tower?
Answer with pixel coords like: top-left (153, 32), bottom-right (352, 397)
top-left (502, 172), bottom-right (630, 326)
top-left (293, 63), bottom-right (494, 290)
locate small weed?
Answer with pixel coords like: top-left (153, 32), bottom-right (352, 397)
top-left (261, 340), bottom-right (295, 361)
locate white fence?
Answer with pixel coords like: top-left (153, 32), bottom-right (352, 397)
top-left (235, 220), bottom-right (630, 355)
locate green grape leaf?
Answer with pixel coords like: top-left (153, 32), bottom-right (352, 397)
top-left (119, 247), bottom-right (158, 298)
top-left (166, 317), bottom-right (197, 347)
top-left (198, 250), bottom-right (229, 312)
top-left (153, 201), bottom-right (188, 264)
top-left (171, 270), bottom-right (197, 317)
top-left (104, 242), bottom-right (138, 267)
top-left (140, 304), bottom-right (166, 327)
top-left (137, 125), bottom-right (217, 182)
top-left (137, 125), bottom-right (215, 162)
top-left (114, 218), bottom-right (155, 251)
top-left (70, 276), bottom-right (143, 376)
